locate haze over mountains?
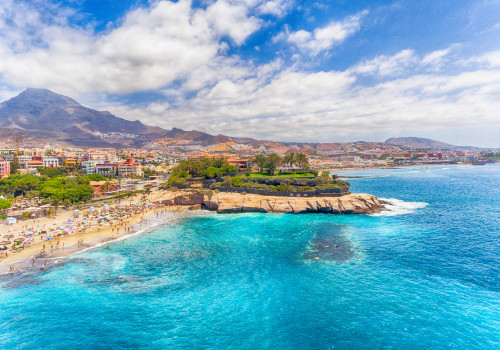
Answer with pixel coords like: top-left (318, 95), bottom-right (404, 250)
top-left (0, 88), bottom-right (494, 150)
top-left (384, 137), bottom-right (491, 151)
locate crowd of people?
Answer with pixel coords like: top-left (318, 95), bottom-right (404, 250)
top-left (0, 198), bottom-right (175, 266)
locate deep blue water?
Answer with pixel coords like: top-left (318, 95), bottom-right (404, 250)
top-left (1, 164), bottom-right (500, 349)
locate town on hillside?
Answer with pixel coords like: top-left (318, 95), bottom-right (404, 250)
top-left (0, 137), bottom-right (497, 222)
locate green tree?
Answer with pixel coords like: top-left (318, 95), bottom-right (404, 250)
top-left (0, 198), bottom-right (11, 209)
top-left (87, 174), bottom-right (107, 181)
top-left (10, 160), bottom-right (20, 174)
top-left (252, 154), bottom-right (267, 173)
top-left (321, 171), bottom-right (331, 180)
top-left (295, 153), bottom-right (309, 171)
top-left (283, 152), bottom-right (295, 171)
top-left (38, 167), bottom-right (64, 177)
top-left (265, 153), bottom-right (282, 175)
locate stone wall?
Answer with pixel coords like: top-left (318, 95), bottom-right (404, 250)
top-left (215, 186), bottom-right (350, 197)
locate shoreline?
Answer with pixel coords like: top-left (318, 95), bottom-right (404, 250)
top-left (0, 188), bottom-right (388, 276)
top-left (0, 188), bottom-right (203, 275)
top-left (0, 205), bottom-right (194, 276)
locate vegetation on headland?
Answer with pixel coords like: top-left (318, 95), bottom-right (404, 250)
top-left (252, 152), bottom-right (310, 175)
top-left (167, 157), bottom-right (239, 187)
top-left (211, 172), bottom-right (346, 192)
top-left (166, 153), bottom-right (347, 193)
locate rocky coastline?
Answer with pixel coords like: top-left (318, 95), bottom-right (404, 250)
top-left (165, 191), bottom-right (384, 215)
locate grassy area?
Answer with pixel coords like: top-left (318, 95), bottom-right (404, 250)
top-left (246, 172), bottom-right (316, 178)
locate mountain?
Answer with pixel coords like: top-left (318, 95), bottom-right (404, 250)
top-left (385, 137), bottom-right (458, 149)
top-left (0, 88), bottom-right (166, 146)
top-left (161, 128), bottom-right (233, 146)
top-left (384, 137), bottom-right (494, 151)
top-left (0, 127), bottom-right (44, 147)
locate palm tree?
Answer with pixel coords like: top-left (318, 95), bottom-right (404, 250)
top-left (253, 154), bottom-right (267, 173)
top-left (295, 153), bottom-right (309, 171)
top-left (266, 153), bottom-right (282, 175)
top-left (283, 152), bottom-right (295, 172)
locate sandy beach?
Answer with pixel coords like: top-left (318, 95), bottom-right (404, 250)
top-left (0, 190), bottom-right (196, 274)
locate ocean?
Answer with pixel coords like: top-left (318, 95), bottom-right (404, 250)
top-left (1, 164), bottom-right (499, 349)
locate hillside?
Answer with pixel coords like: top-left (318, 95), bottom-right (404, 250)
top-left (386, 137), bottom-right (464, 150)
top-left (161, 128), bottom-right (234, 146)
top-left (0, 88), bottom-right (166, 146)
top-left (0, 127), bottom-right (44, 147)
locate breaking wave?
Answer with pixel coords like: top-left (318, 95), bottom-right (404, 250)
top-left (373, 198), bottom-right (428, 216)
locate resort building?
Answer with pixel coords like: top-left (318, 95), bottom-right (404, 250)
top-left (118, 158), bottom-right (143, 177)
top-left (82, 160), bottom-right (102, 174)
top-left (227, 157), bottom-right (251, 172)
top-left (42, 156), bottom-right (60, 168)
top-left (0, 158), bottom-right (10, 178)
top-left (95, 162), bottom-right (117, 177)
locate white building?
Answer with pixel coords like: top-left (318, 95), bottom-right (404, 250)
top-left (42, 157), bottom-right (59, 168)
top-left (95, 163), bottom-right (117, 177)
top-left (117, 159), bottom-right (143, 177)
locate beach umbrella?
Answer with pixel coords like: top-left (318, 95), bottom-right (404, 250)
top-left (88, 207), bottom-right (95, 212)
top-left (73, 209), bottom-right (80, 213)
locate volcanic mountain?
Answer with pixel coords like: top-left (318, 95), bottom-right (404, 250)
top-left (0, 88), bottom-right (166, 146)
top-left (384, 137), bottom-right (491, 151)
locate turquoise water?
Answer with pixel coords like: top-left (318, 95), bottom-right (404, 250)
top-left (1, 164), bottom-right (500, 349)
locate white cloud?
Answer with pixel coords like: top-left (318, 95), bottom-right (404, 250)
top-left (351, 49), bottom-right (418, 76)
top-left (204, 0), bottom-right (261, 45)
top-left (0, 0), bottom-right (262, 95)
top-left (257, 0), bottom-right (293, 17)
top-left (107, 49), bottom-right (500, 143)
top-left (1, 1), bottom-right (500, 145)
top-left (283, 10), bottom-right (367, 56)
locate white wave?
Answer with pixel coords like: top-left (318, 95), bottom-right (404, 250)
top-left (372, 198), bottom-right (428, 216)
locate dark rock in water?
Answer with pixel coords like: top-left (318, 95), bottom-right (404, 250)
top-left (303, 225), bottom-right (355, 263)
top-left (1, 272), bottom-right (44, 289)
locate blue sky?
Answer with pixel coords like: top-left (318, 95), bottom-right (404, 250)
top-left (1, 0), bottom-right (500, 146)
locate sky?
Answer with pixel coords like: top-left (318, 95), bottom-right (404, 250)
top-left (1, 0), bottom-right (500, 147)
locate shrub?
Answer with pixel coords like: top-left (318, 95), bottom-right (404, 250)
top-left (0, 198), bottom-right (11, 210)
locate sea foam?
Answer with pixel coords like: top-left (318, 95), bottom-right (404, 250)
top-left (373, 198), bottom-right (428, 216)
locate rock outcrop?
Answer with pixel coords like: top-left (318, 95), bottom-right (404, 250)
top-left (204, 192), bottom-right (383, 214)
top-left (153, 189), bottom-right (384, 215)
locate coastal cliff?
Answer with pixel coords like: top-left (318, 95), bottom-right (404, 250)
top-left (154, 190), bottom-right (383, 214)
top-left (206, 192), bottom-right (383, 214)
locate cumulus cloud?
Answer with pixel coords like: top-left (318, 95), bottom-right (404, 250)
top-left (0, 0), bottom-right (262, 95)
top-left (104, 49), bottom-right (500, 143)
top-left (279, 10), bottom-right (367, 56)
top-left (1, 0), bottom-right (500, 144)
top-left (257, 0), bottom-right (293, 17)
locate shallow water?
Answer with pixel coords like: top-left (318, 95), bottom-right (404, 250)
top-left (1, 164), bottom-right (499, 349)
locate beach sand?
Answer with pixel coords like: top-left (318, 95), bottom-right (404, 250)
top-left (0, 191), bottom-right (194, 274)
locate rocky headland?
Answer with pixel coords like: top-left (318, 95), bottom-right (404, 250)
top-left (161, 191), bottom-right (384, 214)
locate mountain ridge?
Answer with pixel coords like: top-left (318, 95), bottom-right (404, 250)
top-left (0, 88), bottom-right (166, 146)
top-left (384, 137), bottom-right (495, 151)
